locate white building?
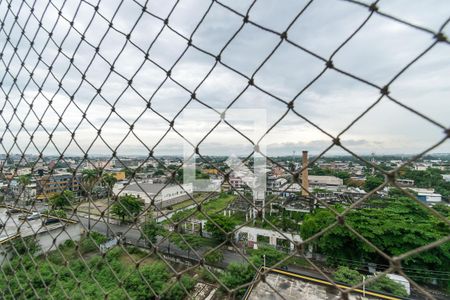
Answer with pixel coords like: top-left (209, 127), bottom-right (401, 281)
top-left (114, 182), bottom-right (194, 208)
top-left (234, 226), bottom-right (302, 250)
top-left (414, 163), bottom-right (430, 171)
top-left (17, 168), bottom-right (32, 176)
top-left (308, 175), bottom-right (343, 187)
top-left (443, 174), bottom-right (450, 182)
top-left (417, 192), bottom-right (442, 204)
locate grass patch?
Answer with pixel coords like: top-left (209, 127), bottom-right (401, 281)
top-left (119, 251), bottom-right (155, 266)
top-left (170, 193), bottom-right (237, 223)
top-left (197, 194), bottom-right (236, 219)
top-left (163, 231), bottom-right (219, 249)
top-left (287, 256), bottom-right (311, 268)
top-left (171, 199), bottom-right (195, 210)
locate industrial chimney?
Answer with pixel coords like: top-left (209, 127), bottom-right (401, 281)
top-left (301, 150), bottom-right (309, 196)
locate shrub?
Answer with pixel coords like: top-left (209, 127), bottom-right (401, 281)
top-left (205, 248), bottom-right (224, 265)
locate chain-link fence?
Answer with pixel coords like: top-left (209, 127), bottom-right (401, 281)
top-left (0, 0), bottom-right (449, 299)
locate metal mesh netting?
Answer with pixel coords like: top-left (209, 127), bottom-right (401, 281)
top-left (0, 0), bottom-right (449, 299)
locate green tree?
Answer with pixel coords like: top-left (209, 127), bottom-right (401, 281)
top-left (82, 169), bottom-right (100, 230)
top-left (10, 236), bottom-right (40, 255)
top-left (111, 195), bottom-right (144, 222)
top-left (368, 275), bottom-right (408, 297)
top-left (162, 275), bottom-right (196, 300)
top-left (205, 214), bottom-right (236, 242)
top-left (81, 169), bottom-right (99, 195)
top-left (141, 219), bottom-right (163, 244)
top-left (18, 174), bottom-right (31, 187)
top-left (153, 169), bottom-right (165, 176)
top-left (220, 263), bottom-right (255, 297)
top-left (333, 266), bottom-right (363, 285)
top-left (205, 248), bottom-right (224, 265)
top-left (301, 197), bottom-right (450, 287)
top-left (49, 190), bottom-right (74, 209)
top-left (401, 168), bottom-right (450, 199)
top-left (18, 174), bottom-right (31, 203)
top-left (249, 245), bottom-right (287, 268)
top-left (102, 172), bottom-right (117, 237)
top-left (125, 262), bottom-right (169, 298)
top-left (46, 209), bottom-right (67, 218)
top-left (333, 267), bottom-right (407, 297)
top-left (364, 175), bottom-right (384, 192)
top-left (433, 203), bottom-right (450, 217)
top-left (102, 173), bottom-right (117, 196)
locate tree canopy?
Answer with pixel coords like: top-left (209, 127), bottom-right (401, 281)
top-left (81, 169), bottom-right (100, 195)
top-left (102, 173), bottom-right (117, 194)
top-left (111, 195), bottom-right (144, 222)
top-left (205, 214), bottom-right (237, 242)
top-left (301, 197), bottom-right (450, 287)
top-left (49, 190), bottom-right (75, 209)
top-left (333, 266), bottom-right (408, 297)
top-left (400, 167), bottom-right (450, 199)
top-left (249, 245), bottom-right (287, 268)
top-left (1, 240), bottom-right (196, 300)
top-left (363, 175), bottom-right (384, 192)
top-left (141, 219), bottom-right (163, 244)
top-left (204, 248), bottom-right (224, 265)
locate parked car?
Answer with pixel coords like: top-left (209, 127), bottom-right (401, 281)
top-left (42, 218), bottom-right (60, 225)
top-left (26, 212), bottom-right (41, 221)
top-left (6, 208), bottom-right (21, 216)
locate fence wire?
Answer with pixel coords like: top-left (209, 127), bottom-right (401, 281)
top-left (0, 0), bottom-right (449, 299)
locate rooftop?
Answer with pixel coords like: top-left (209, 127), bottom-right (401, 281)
top-left (121, 183), bottom-right (172, 194)
top-left (245, 269), bottom-right (401, 300)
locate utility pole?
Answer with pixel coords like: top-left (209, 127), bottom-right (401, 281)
top-left (263, 254), bottom-right (266, 269)
top-left (363, 275), bottom-right (366, 297)
top-left (301, 151), bottom-right (309, 197)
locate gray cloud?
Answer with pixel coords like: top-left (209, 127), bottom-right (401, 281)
top-left (1, 0), bottom-right (449, 157)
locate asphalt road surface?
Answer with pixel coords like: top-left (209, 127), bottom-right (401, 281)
top-left (75, 215), bottom-right (326, 279)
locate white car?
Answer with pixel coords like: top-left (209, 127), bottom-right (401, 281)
top-left (26, 212), bottom-right (41, 221)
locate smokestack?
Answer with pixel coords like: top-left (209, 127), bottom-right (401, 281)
top-left (301, 150), bottom-right (309, 196)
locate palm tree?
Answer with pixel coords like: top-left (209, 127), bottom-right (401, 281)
top-left (18, 174), bottom-right (31, 205)
top-left (81, 169), bottom-right (99, 230)
top-left (102, 172), bottom-right (117, 237)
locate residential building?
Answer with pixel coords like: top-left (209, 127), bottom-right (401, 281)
top-left (36, 172), bottom-right (81, 199)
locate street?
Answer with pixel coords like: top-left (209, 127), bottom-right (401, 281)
top-left (74, 215), bottom-right (326, 279)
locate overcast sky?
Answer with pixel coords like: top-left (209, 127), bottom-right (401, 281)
top-left (0, 0), bottom-right (449, 158)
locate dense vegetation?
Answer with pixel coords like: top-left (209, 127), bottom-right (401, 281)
top-left (333, 266), bottom-right (408, 297)
top-left (301, 197), bottom-right (450, 289)
top-left (111, 194), bottom-right (144, 222)
top-left (400, 168), bottom-right (450, 199)
top-left (0, 234), bottom-right (195, 300)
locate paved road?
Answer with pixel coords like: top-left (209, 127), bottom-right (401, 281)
top-left (75, 215), bottom-right (326, 279)
top-left (76, 215), bottom-right (210, 260)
